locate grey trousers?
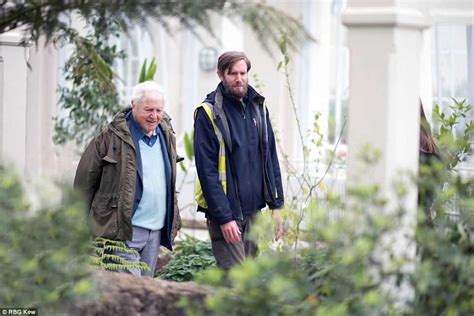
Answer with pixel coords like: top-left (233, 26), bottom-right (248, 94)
top-left (207, 213), bottom-right (258, 269)
top-left (117, 225), bottom-right (161, 277)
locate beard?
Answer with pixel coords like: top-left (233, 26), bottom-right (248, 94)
top-left (222, 80), bottom-right (248, 99)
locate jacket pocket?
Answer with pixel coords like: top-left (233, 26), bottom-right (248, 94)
top-left (100, 156), bottom-right (118, 193)
top-left (89, 193), bottom-right (119, 239)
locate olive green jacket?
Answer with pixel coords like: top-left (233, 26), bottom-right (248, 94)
top-left (74, 108), bottom-right (181, 250)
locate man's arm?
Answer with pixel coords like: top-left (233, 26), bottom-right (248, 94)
top-left (194, 108), bottom-right (234, 225)
top-left (73, 134), bottom-right (105, 211)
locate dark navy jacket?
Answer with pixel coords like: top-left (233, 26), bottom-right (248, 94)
top-left (194, 83), bottom-right (284, 224)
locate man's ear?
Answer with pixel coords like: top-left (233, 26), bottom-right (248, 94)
top-left (217, 71), bottom-right (223, 81)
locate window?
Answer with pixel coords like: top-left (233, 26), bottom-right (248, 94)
top-left (114, 27), bottom-right (154, 105)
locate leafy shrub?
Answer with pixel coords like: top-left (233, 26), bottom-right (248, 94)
top-left (54, 16), bottom-right (125, 146)
top-left (413, 99), bottom-right (474, 314)
top-left (157, 235), bottom-right (216, 282)
top-left (433, 98), bottom-right (473, 169)
top-left (0, 166), bottom-right (92, 314)
top-left (89, 237), bottom-right (149, 273)
top-left (195, 184), bottom-right (407, 315)
top-left (192, 168), bottom-right (473, 315)
top-left (188, 55), bottom-right (473, 315)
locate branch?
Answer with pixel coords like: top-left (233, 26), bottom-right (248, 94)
top-left (0, 0), bottom-right (313, 53)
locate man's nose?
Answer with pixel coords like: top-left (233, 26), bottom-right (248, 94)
top-left (151, 111), bottom-right (160, 119)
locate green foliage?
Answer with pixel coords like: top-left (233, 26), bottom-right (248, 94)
top-left (157, 235), bottom-right (215, 282)
top-left (414, 101), bottom-right (474, 314)
top-left (195, 188), bottom-right (404, 315)
top-left (53, 17), bottom-right (125, 146)
top-left (138, 57), bottom-right (157, 83)
top-left (179, 130), bottom-right (195, 172)
top-left (183, 131), bottom-right (195, 162)
top-left (192, 168), bottom-right (473, 315)
top-left (0, 166), bottom-right (92, 314)
top-left (0, 1), bottom-right (312, 53)
top-left (5, 1), bottom-right (310, 147)
top-left (89, 237), bottom-right (149, 273)
top-left (433, 98), bottom-right (473, 169)
top-left (413, 215), bottom-right (474, 315)
top-left (272, 38), bottom-right (347, 254)
top-left (420, 99), bottom-right (473, 227)
top-left (178, 130), bottom-right (196, 204)
top-left (187, 55), bottom-right (473, 315)
top-left (200, 254), bottom-right (318, 316)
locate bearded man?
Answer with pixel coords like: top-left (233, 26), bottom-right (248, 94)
top-left (193, 51), bottom-right (284, 268)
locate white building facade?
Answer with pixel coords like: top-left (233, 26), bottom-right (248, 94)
top-left (0, 1), bottom-right (472, 219)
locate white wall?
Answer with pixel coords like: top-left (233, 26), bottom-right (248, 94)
top-left (0, 32), bottom-right (29, 174)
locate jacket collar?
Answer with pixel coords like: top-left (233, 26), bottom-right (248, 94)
top-left (126, 110), bottom-right (147, 141)
top-left (110, 108), bottom-right (132, 135)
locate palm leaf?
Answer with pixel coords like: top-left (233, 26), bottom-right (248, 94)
top-left (138, 58), bottom-right (147, 83)
top-left (146, 57), bottom-right (157, 81)
top-left (183, 131), bottom-right (194, 161)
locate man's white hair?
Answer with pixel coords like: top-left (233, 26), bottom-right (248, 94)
top-left (130, 81), bottom-right (165, 106)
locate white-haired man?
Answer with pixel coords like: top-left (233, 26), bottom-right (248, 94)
top-left (74, 81), bottom-right (181, 276)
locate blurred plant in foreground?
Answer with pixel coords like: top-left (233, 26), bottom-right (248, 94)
top-left (0, 167), bottom-right (93, 314)
top-left (186, 53), bottom-right (473, 315)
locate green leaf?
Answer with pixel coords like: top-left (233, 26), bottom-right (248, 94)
top-left (146, 57), bottom-right (157, 81)
top-left (139, 58), bottom-right (147, 83)
top-left (276, 61), bottom-right (282, 71)
top-left (279, 37), bottom-right (287, 54)
top-left (184, 131), bottom-right (194, 161)
top-left (179, 161), bottom-right (187, 172)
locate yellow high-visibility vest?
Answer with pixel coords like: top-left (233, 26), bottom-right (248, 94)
top-left (194, 103), bottom-right (227, 209)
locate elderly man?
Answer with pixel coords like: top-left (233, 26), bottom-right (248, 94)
top-left (74, 81), bottom-right (181, 276)
top-left (194, 51), bottom-right (284, 269)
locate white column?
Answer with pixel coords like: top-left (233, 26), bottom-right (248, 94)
top-left (0, 32), bottom-right (30, 174)
top-left (343, 1), bottom-right (427, 206)
top-left (342, 0), bottom-right (428, 302)
top-left (180, 29), bottom-right (199, 133)
top-left (25, 38), bottom-right (59, 179)
top-left (298, 0), bottom-right (331, 146)
top-left (419, 28), bottom-right (433, 116)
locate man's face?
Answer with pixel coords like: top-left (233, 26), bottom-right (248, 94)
top-left (131, 96), bottom-right (164, 136)
top-left (219, 59), bottom-right (248, 99)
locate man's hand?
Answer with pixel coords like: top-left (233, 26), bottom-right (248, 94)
top-left (220, 220), bottom-right (241, 244)
top-left (272, 209), bottom-right (284, 241)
